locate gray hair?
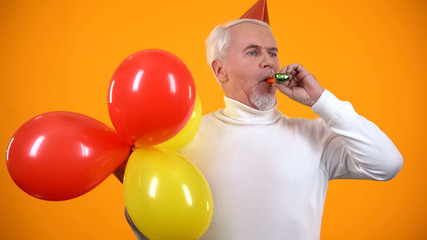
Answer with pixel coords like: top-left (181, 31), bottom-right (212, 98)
top-left (205, 19), bottom-right (271, 66)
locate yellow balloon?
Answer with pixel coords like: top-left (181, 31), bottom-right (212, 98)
top-left (123, 148), bottom-right (213, 240)
top-left (156, 94), bottom-right (202, 150)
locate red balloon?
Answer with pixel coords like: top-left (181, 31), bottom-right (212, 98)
top-left (6, 112), bottom-right (131, 201)
top-left (108, 49), bottom-right (195, 147)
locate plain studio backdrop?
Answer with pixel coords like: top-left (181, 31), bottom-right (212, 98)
top-left (1, 0), bottom-right (426, 239)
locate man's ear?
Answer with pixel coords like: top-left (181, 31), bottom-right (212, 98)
top-left (211, 59), bottom-right (228, 83)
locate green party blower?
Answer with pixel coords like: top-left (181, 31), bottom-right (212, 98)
top-left (267, 73), bottom-right (290, 83)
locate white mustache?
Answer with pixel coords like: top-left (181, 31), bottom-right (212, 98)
top-left (259, 69), bottom-right (276, 81)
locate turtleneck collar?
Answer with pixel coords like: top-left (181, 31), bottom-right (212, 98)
top-left (215, 97), bottom-right (281, 125)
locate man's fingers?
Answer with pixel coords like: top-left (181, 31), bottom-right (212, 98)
top-left (274, 83), bottom-right (292, 97)
top-left (296, 70), bottom-right (310, 81)
top-left (280, 65), bottom-right (288, 73)
top-left (281, 64), bottom-right (297, 74)
top-left (281, 63), bottom-right (305, 76)
top-left (287, 79), bottom-right (299, 88)
top-left (280, 63), bottom-right (313, 84)
top-left (287, 63), bottom-right (302, 71)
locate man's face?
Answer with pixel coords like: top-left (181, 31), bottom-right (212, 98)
top-left (223, 22), bottom-right (280, 110)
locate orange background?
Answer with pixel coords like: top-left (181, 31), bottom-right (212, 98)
top-left (1, 0), bottom-right (426, 239)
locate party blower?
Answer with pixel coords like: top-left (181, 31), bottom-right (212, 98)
top-left (266, 73), bottom-right (290, 83)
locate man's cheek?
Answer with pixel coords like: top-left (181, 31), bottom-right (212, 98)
top-left (274, 61), bottom-right (281, 72)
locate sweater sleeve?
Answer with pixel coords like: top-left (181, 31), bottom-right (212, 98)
top-left (311, 90), bottom-right (403, 181)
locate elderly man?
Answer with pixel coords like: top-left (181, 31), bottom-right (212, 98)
top-left (120, 18), bottom-right (403, 239)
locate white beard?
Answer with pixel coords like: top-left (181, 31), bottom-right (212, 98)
top-left (249, 87), bottom-right (277, 110)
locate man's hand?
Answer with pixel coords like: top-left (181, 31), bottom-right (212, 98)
top-left (273, 63), bottom-right (324, 107)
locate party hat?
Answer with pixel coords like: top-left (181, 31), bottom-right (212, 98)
top-left (240, 0), bottom-right (269, 24)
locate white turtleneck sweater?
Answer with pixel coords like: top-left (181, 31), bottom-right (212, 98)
top-left (178, 90), bottom-right (403, 240)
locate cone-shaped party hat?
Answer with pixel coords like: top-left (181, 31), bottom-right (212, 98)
top-left (240, 0), bottom-right (269, 24)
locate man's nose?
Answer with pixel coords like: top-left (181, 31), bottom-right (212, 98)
top-left (260, 51), bottom-right (274, 69)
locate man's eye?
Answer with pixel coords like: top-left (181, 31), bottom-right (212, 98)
top-left (248, 51), bottom-right (257, 56)
top-left (269, 52), bottom-right (277, 57)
